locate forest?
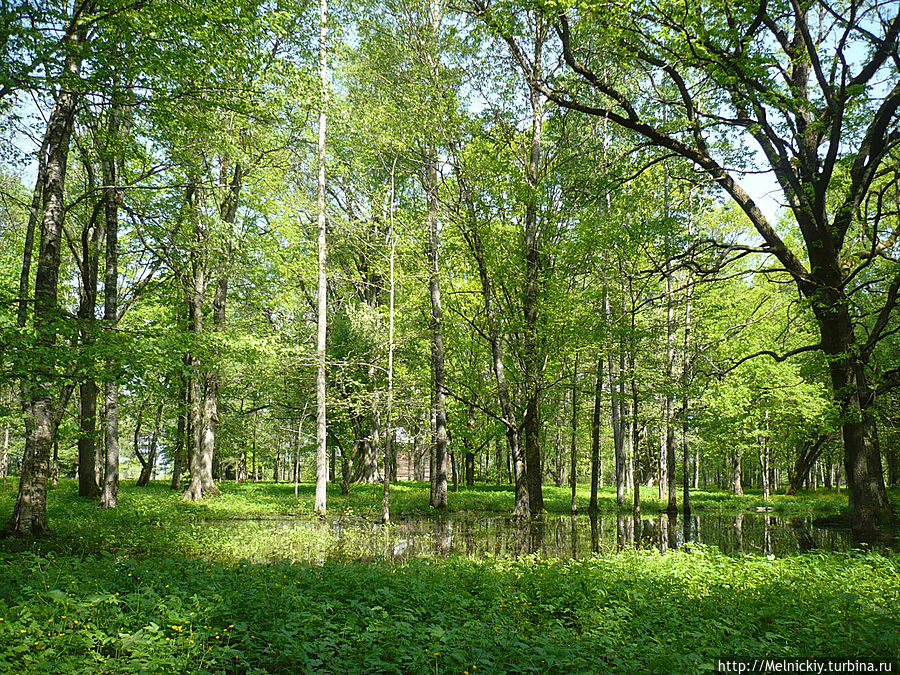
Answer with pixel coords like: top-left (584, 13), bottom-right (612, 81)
top-left (0, 0), bottom-right (899, 672)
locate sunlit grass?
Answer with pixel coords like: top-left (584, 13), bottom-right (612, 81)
top-left (2, 476), bottom-right (872, 518)
top-left (0, 548), bottom-right (897, 673)
top-left (1, 480), bottom-right (898, 673)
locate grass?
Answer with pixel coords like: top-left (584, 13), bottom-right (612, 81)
top-left (0, 480), bottom-right (880, 562)
top-left (0, 481), bottom-right (897, 673)
top-left (1, 548), bottom-right (897, 673)
top-left (1, 476), bottom-right (881, 521)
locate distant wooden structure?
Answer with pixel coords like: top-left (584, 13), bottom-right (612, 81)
top-left (393, 444), bottom-right (429, 481)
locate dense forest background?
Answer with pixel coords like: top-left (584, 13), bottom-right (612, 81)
top-left (1, 0), bottom-right (898, 534)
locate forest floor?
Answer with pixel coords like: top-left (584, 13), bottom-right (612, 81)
top-left (1, 481), bottom-right (898, 673)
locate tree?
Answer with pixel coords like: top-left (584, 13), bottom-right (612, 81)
top-left (6, 12), bottom-right (89, 535)
top-left (475, 0), bottom-right (900, 532)
top-left (314, 0), bottom-right (330, 516)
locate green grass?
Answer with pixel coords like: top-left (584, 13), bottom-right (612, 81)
top-left (0, 481), bottom-right (898, 673)
top-left (0, 480), bottom-right (880, 562)
top-left (2, 477), bottom-right (880, 522)
top-left (1, 549), bottom-right (897, 673)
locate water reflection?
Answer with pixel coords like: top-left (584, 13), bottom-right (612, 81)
top-left (214, 510), bottom-right (899, 563)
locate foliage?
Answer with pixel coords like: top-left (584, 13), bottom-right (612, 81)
top-left (0, 546), bottom-right (897, 673)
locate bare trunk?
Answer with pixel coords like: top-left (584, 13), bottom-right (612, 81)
top-left (450, 451), bottom-right (458, 492)
top-left (787, 435), bottom-right (829, 495)
top-left (0, 388), bottom-right (10, 490)
top-left (76, 188), bottom-right (103, 497)
top-left (171, 377), bottom-right (186, 489)
top-left (358, 368), bottom-right (382, 483)
top-left (1, 405), bottom-right (8, 491)
top-left (658, 396), bottom-right (666, 499)
top-left (664, 266), bottom-right (677, 514)
top-left (570, 358), bottom-right (578, 513)
top-left (522, 50), bottom-right (545, 515)
top-left (78, 381), bottom-right (100, 497)
top-left (182, 258), bottom-right (209, 501)
top-left (680, 294), bottom-right (693, 516)
top-left (11, 146), bottom-right (43, 496)
top-left (427, 152), bottom-right (448, 510)
top-left (607, 294), bottom-right (625, 505)
top-left (314, 0), bottom-right (329, 515)
top-left (17, 137), bottom-right (48, 328)
top-left (589, 352), bottom-right (603, 511)
top-left (732, 451), bottom-right (743, 496)
top-left (382, 159), bottom-right (396, 524)
top-left (137, 401), bottom-right (164, 487)
top-left (8, 35), bottom-right (84, 534)
top-left (50, 441), bottom-right (58, 487)
top-left (99, 92), bottom-right (124, 510)
top-left (758, 409), bottom-right (770, 500)
top-left (817, 304), bottom-right (894, 531)
top-left (631, 362), bottom-right (640, 516)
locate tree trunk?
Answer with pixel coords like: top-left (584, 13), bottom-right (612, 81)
top-left (99, 92), bottom-right (125, 510)
top-left (657, 396), bottom-right (666, 499)
top-left (887, 442), bottom-right (899, 489)
top-left (382, 159), bottom-right (396, 524)
top-left (427, 151), bottom-right (448, 510)
top-left (681, 268), bottom-right (693, 516)
top-left (182, 266), bottom-right (206, 501)
top-left (817, 305), bottom-right (894, 530)
top-left (0, 387), bottom-right (10, 490)
top-left (171, 376), bottom-right (186, 489)
top-left (787, 435), bottom-right (829, 495)
top-left (759, 409), bottom-right (771, 501)
top-left (357, 367), bottom-right (381, 483)
top-left (413, 418), bottom-right (426, 481)
top-left (664, 264), bottom-right (677, 515)
top-left (693, 448), bottom-right (700, 489)
top-left (8, 34), bottom-right (84, 535)
top-left (11, 139), bottom-right (45, 498)
top-left (732, 451), bottom-right (743, 496)
top-left (1, 399), bottom-right (8, 491)
top-left (339, 434), bottom-right (351, 493)
top-left (16, 136), bottom-right (48, 329)
top-left (194, 182), bottom-right (240, 497)
top-left (570, 358), bottom-right (578, 513)
top-left (825, 454), bottom-right (834, 489)
top-left (137, 401), bottom-right (164, 487)
top-left (76, 165), bottom-right (103, 498)
top-left (450, 451), bottom-right (459, 492)
top-left (631, 364), bottom-right (640, 516)
top-left (608, 308), bottom-right (625, 505)
top-left (589, 353), bottom-right (603, 511)
top-left (553, 422), bottom-right (564, 487)
top-left (78, 381), bottom-right (100, 497)
top-left (522, 81), bottom-right (545, 515)
top-left (314, 0), bottom-right (329, 516)
top-left (182, 167), bottom-right (240, 503)
top-left (464, 452), bottom-right (475, 487)
top-left (328, 443), bottom-right (335, 482)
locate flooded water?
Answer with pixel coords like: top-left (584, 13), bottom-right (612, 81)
top-left (214, 511), bottom-right (898, 562)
